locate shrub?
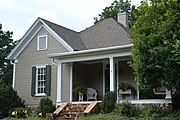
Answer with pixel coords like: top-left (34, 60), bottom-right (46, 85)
top-left (101, 91), bottom-right (116, 113)
top-left (9, 107), bottom-right (29, 118)
top-left (114, 101), bottom-right (140, 117)
top-left (139, 105), bottom-right (161, 119)
top-left (0, 84), bottom-right (25, 118)
top-left (37, 97), bottom-right (56, 117)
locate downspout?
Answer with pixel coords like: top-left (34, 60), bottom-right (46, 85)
top-left (10, 59), bottom-right (18, 89)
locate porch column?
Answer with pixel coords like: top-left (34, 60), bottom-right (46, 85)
top-left (70, 63), bottom-right (73, 102)
top-left (109, 57), bottom-right (115, 91)
top-left (56, 63), bottom-right (62, 106)
top-left (116, 61), bottom-right (119, 102)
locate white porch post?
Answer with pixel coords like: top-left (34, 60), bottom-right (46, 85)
top-left (137, 81), bottom-right (140, 100)
top-left (109, 57), bottom-right (115, 91)
top-left (56, 63), bottom-right (62, 106)
top-left (70, 63), bottom-right (73, 102)
top-left (116, 61), bottom-right (119, 102)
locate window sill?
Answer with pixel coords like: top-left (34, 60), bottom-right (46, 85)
top-left (35, 94), bottom-right (47, 97)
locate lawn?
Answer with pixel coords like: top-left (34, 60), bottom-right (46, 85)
top-left (2, 111), bottom-right (180, 120)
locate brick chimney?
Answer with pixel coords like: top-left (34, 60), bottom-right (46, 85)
top-left (117, 12), bottom-right (128, 27)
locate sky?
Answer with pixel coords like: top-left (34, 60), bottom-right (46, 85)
top-left (0, 0), bottom-right (142, 40)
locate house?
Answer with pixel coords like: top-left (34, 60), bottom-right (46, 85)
top-left (7, 13), bottom-right (171, 107)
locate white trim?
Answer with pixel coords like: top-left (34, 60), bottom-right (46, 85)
top-left (7, 19), bottom-right (41, 59)
top-left (40, 19), bottom-right (74, 52)
top-left (116, 61), bottom-right (119, 102)
top-left (35, 65), bottom-right (46, 96)
top-left (118, 99), bottom-right (172, 104)
top-left (49, 44), bottom-right (132, 58)
top-left (56, 63), bottom-right (62, 106)
top-left (109, 57), bottom-right (115, 91)
top-left (137, 81), bottom-right (140, 100)
top-left (54, 51), bottom-right (131, 63)
top-left (35, 93), bottom-right (46, 97)
top-left (37, 35), bottom-right (48, 51)
top-left (70, 63), bottom-right (73, 102)
top-left (103, 62), bottom-right (105, 96)
top-left (7, 18), bottom-right (74, 60)
top-left (8, 25), bottom-right (43, 60)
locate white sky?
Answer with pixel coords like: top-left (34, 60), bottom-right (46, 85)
top-left (0, 0), bottom-right (142, 40)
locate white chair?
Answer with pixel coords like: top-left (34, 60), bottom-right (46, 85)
top-left (87, 88), bottom-right (97, 101)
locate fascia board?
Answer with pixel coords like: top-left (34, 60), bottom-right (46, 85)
top-left (40, 19), bottom-right (74, 52)
top-left (49, 44), bottom-right (132, 58)
top-left (7, 19), bottom-right (42, 60)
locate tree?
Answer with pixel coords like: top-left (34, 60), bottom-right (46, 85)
top-left (0, 83), bottom-right (25, 118)
top-left (0, 24), bottom-right (16, 85)
top-left (130, 0), bottom-right (180, 95)
top-left (94, 0), bottom-right (136, 27)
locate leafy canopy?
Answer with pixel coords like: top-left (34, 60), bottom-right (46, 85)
top-left (94, 0), bottom-right (137, 27)
top-left (130, 0), bottom-right (180, 91)
top-left (0, 24), bottom-right (17, 85)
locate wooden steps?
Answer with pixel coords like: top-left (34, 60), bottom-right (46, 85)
top-left (84, 101), bottom-right (98, 113)
top-left (52, 101), bottom-right (100, 119)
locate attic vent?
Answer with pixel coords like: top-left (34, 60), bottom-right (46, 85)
top-left (37, 35), bottom-right (48, 50)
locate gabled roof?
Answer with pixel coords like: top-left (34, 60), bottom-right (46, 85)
top-left (42, 18), bottom-right (130, 50)
top-left (7, 17), bottom-right (131, 60)
top-left (41, 18), bottom-right (86, 50)
top-left (79, 18), bottom-right (130, 50)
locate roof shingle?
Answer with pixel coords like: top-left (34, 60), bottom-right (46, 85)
top-left (41, 18), bottom-right (130, 51)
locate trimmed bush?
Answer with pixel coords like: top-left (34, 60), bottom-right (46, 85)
top-left (37, 97), bottom-right (56, 117)
top-left (101, 91), bottom-right (116, 113)
top-left (0, 84), bottom-right (24, 118)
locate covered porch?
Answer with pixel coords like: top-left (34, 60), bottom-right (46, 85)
top-left (72, 58), bottom-right (138, 101)
top-left (49, 45), bottom-right (172, 106)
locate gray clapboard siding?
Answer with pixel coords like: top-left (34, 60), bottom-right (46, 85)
top-left (62, 63), bottom-right (71, 102)
top-left (15, 27), bottom-right (68, 106)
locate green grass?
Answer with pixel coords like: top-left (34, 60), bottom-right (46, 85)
top-left (77, 111), bottom-right (180, 120)
top-left (2, 116), bottom-right (62, 120)
top-left (77, 113), bottom-right (136, 120)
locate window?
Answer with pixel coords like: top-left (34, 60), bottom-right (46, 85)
top-left (31, 65), bottom-right (51, 96)
top-left (37, 35), bottom-right (47, 50)
top-left (36, 66), bottom-right (46, 95)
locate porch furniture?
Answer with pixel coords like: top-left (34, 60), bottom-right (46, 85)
top-left (153, 87), bottom-right (176, 95)
top-left (119, 89), bottom-right (132, 99)
top-left (79, 93), bottom-right (83, 101)
top-left (153, 87), bottom-right (176, 99)
top-left (87, 88), bottom-right (97, 101)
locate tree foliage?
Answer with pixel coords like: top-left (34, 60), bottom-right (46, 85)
top-left (130, 0), bottom-right (180, 91)
top-left (94, 0), bottom-right (136, 27)
top-left (0, 83), bottom-right (25, 118)
top-left (0, 24), bottom-right (16, 85)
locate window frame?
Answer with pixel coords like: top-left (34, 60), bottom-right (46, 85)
top-left (35, 65), bottom-right (47, 96)
top-left (37, 35), bottom-right (48, 51)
